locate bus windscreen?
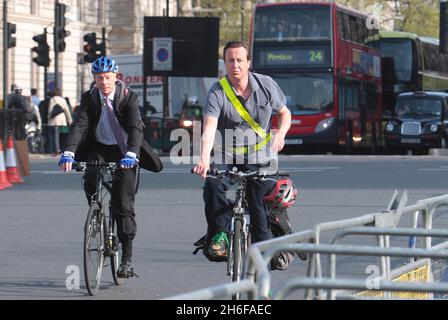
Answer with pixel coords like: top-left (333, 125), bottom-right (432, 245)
top-left (372, 39), bottom-right (413, 82)
top-left (271, 73), bottom-right (334, 115)
top-left (253, 5), bottom-right (331, 42)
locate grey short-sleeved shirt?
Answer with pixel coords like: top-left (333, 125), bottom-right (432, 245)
top-left (204, 72), bottom-right (286, 164)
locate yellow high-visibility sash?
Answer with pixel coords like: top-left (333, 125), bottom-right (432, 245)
top-left (219, 77), bottom-right (271, 154)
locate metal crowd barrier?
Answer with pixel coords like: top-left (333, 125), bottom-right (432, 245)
top-left (164, 191), bottom-right (448, 300)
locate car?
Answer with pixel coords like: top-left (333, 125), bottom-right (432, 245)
top-left (384, 91), bottom-right (448, 154)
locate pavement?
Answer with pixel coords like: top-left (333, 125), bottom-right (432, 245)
top-left (428, 148), bottom-right (448, 156)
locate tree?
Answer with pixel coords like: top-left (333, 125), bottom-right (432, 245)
top-left (180, 0), bottom-right (252, 56)
top-left (340, 0), bottom-right (439, 38)
top-left (396, 0), bottom-right (439, 38)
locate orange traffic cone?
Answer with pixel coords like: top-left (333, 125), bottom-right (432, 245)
top-left (5, 135), bottom-right (23, 184)
top-left (0, 140), bottom-right (12, 190)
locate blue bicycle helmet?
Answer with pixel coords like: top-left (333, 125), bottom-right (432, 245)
top-left (91, 56), bottom-right (119, 74)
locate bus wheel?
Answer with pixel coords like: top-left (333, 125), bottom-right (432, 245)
top-left (345, 130), bottom-right (353, 154)
top-left (412, 148), bottom-right (429, 155)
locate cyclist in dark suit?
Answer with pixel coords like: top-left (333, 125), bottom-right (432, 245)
top-left (59, 56), bottom-right (162, 278)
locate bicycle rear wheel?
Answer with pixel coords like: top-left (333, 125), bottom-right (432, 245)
top-left (83, 204), bottom-right (105, 296)
top-left (110, 213), bottom-right (124, 285)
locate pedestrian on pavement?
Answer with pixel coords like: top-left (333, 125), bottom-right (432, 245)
top-left (47, 88), bottom-right (72, 156)
top-left (38, 92), bottom-right (51, 153)
top-left (31, 88), bottom-right (41, 108)
top-left (6, 84), bottom-right (34, 139)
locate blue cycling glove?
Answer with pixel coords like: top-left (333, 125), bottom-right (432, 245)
top-left (59, 152), bottom-right (74, 166)
top-left (120, 154), bottom-right (138, 168)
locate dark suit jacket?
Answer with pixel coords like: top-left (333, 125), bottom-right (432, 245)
top-left (64, 80), bottom-right (162, 173)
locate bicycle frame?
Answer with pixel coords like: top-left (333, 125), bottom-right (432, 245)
top-left (77, 161), bottom-right (124, 295)
top-left (227, 176), bottom-right (250, 282)
top-left (94, 165), bottom-right (115, 256)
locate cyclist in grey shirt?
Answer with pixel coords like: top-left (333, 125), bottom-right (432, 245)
top-left (193, 41), bottom-right (292, 261)
top-left (205, 70), bottom-right (286, 165)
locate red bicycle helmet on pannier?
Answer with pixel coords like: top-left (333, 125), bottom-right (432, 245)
top-left (264, 178), bottom-right (298, 209)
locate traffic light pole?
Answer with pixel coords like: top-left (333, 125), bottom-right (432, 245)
top-left (3, 0), bottom-right (8, 143)
top-left (54, 41), bottom-right (59, 91)
top-left (102, 27), bottom-right (106, 56)
top-left (163, 6), bottom-right (169, 118)
top-left (54, 1), bottom-right (59, 91)
top-left (43, 28), bottom-right (49, 97)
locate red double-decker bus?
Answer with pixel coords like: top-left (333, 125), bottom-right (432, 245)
top-left (250, 1), bottom-right (382, 153)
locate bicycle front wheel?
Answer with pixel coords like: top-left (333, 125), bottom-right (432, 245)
top-left (83, 204), bottom-right (105, 296)
top-left (232, 219), bottom-right (243, 283)
top-left (110, 215), bottom-right (124, 286)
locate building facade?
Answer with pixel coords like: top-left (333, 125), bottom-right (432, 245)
top-left (1, 0), bottom-right (177, 107)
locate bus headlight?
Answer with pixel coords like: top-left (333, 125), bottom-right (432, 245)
top-left (385, 123), bottom-right (395, 132)
top-left (430, 124), bottom-right (438, 133)
top-left (315, 117), bottom-right (334, 133)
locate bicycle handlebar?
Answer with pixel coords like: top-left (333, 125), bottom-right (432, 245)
top-left (73, 161), bottom-right (118, 172)
top-left (190, 167), bottom-right (289, 178)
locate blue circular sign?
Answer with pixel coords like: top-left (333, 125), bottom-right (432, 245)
top-left (157, 48), bottom-right (169, 62)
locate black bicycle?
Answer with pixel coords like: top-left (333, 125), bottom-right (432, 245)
top-left (74, 161), bottom-right (124, 296)
top-left (206, 167), bottom-right (287, 300)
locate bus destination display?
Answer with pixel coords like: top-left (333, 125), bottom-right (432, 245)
top-left (255, 48), bottom-right (329, 68)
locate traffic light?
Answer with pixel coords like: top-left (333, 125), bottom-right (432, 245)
top-left (83, 32), bottom-right (99, 63)
top-left (32, 32), bottom-right (50, 67)
top-left (82, 29), bottom-right (106, 63)
top-left (6, 23), bottom-right (17, 49)
top-left (54, 3), bottom-right (71, 53)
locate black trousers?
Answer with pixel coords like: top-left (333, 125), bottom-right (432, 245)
top-left (203, 164), bottom-right (275, 243)
top-left (83, 143), bottom-right (136, 262)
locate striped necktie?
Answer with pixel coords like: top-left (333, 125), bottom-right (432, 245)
top-left (104, 97), bottom-right (127, 155)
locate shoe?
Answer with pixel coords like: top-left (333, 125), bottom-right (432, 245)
top-left (117, 261), bottom-right (135, 278)
top-left (208, 231), bottom-right (229, 258)
top-left (271, 251), bottom-right (294, 271)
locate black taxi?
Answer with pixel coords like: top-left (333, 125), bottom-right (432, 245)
top-left (384, 91), bottom-right (448, 154)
